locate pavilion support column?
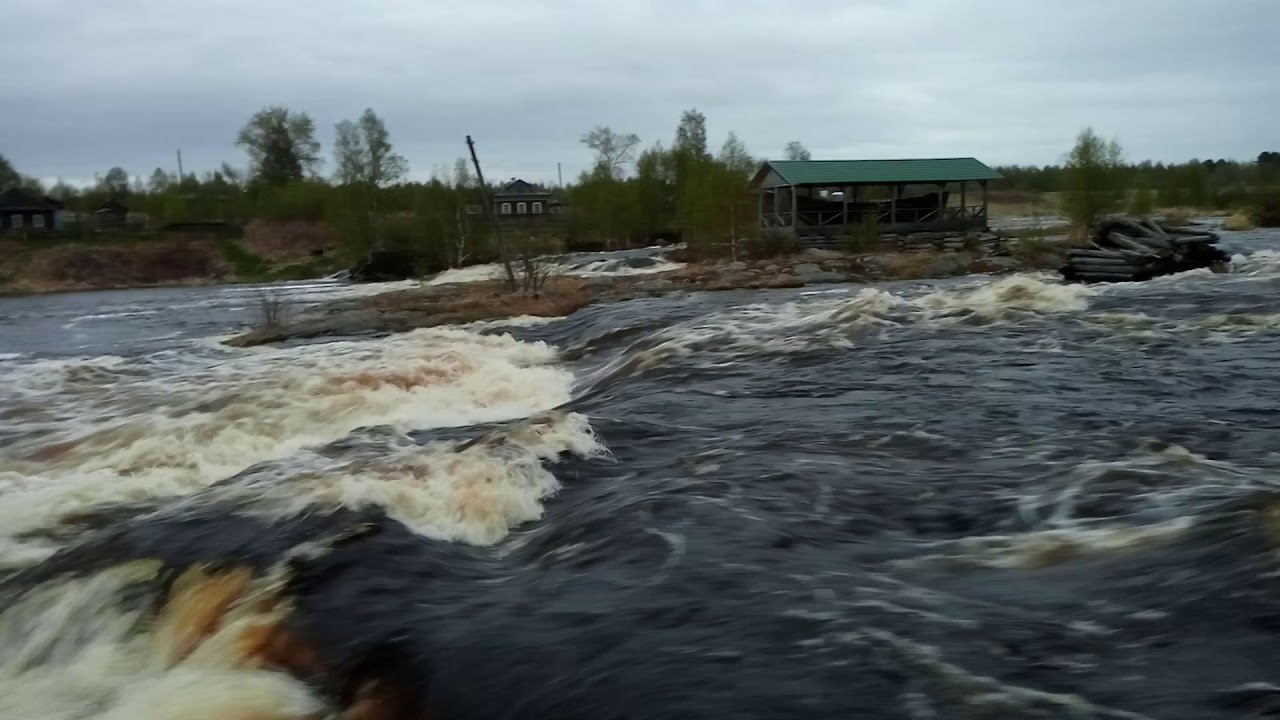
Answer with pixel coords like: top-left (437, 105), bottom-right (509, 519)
top-left (758, 187), bottom-right (765, 230)
top-left (791, 185), bottom-right (798, 236)
top-left (960, 181), bottom-right (967, 224)
top-left (937, 183), bottom-right (946, 223)
top-left (841, 185), bottom-right (849, 231)
top-left (981, 180), bottom-right (990, 229)
top-left (889, 184), bottom-right (899, 230)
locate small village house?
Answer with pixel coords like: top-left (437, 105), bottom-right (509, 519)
top-left (751, 158), bottom-right (1003, 241)
top-left (94, 199), bottom-right (129, 227)
top-left (0, 188), bottom-right (65, 232)
top-left (492, 179), bottom-right (565, 222)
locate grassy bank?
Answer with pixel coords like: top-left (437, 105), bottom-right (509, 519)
top-left (0, 222), bottom-right (342, 295)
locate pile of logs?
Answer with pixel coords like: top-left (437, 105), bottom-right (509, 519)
top-left (1060, 216), bottom-right (1230, 283)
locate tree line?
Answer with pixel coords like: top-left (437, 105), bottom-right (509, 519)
top-left (0, 106), bottom-right (815, 265)
top-left (995, 147), bottom-right (1280, 210)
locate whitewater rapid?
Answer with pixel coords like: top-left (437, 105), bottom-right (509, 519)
top-left (2, 225), bottom-right (1280, 719)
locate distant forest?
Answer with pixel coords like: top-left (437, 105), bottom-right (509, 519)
top-left (2, 107), bottom-right (1278, 268)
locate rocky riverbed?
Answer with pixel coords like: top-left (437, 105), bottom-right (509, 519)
top-left (225, 246), bottom-right (1051, 347)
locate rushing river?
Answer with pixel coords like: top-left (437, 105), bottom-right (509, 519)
top-left (1, 228), bottom-right (1279, 719)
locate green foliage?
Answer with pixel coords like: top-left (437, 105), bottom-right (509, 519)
top-left (332, 108), bottom-right (408, 187)
top-left (846, 212), bottom-right (881, 252)
top-left (1127, 186), bottom-right (1155, 215)
top-left (236, 106), bottom-right (321, 186)
top-left (0, 154), bottom-right (20, 190)
top-left (100, 167), bottom-right (130, 197)
top-left (1250, 189), bottom-right (1280, 227)
top-left (997, 154), bottom-right (1275, 212)
top-left (580, 126), bottom-right (641, 178)
top-left (216, 239), bottom-right (271, 277)
top-left (783, 141), bottom-right (811, 161)
top-left (674, 109), bottom-right (709, 160)
top-left (252, 180), bottom-right (331, 222)
top-left (1060, 127), bottom-right (1127, 230)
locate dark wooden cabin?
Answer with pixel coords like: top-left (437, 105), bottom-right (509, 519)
top-left (94, 199), bottom-right (130, 227)
top-left (751, 158), bottom-right (1003, 241)
top-left (492, 179), bottom-right (565, 222)
top-left (0, 188), bottom-right (64, 232)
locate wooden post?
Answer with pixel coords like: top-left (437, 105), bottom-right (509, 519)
top-left (889, 184), bottom-right (899, 230)
top-left (841, 185), bottom-right (849, 233)
top-left (981, 180), bottom-right (989, 229)
top-left (937, 183), bottom-right (945, 223)
top-left (791, 185), bottom-right (798, 236)
top-left (466, 135), bottom-right (517, 292)
top-left (758, 186), bottom-right (766, 231)
top-left (960, 181), bottom-right (967, 224)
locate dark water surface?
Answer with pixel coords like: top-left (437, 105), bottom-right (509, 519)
top-left (1, 229), bottom-right (1279, 719)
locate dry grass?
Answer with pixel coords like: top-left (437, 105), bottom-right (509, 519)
top-left (242, 219), bottom-right (337, 263)
top-left (1160, 208), bottom-right (1195, 227)
top-left (3, 240), bottom-right (229, 294)
top-left (1223, 211), bottom-right (1256, 232)
top-left (366, 277), bottom-right (593, 320)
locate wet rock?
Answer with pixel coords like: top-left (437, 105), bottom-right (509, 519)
top-left (924, 252), bottom-right (974, 278)
top-left (802, 248), bottom-right (846, 262)
top-left (634, 279), bottom-right (678, 293)
top-left (792, 263), bottom-right (822, 276)
top-left (985, 256), bottom-right (1023, 272)
top-left (350, 250), bottom-right (417, 282)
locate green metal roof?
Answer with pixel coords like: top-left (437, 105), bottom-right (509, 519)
top-left (757, 158), bottom-right (1002, 186)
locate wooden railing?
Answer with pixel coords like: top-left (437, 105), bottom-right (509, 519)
top-left (762, 212), bottom-right (794, 228)
top-left (761, 206), bottom-right (986, 231)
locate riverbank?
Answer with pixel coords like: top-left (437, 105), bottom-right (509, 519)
top-left (0, 221), bottom-right (342, 296)
top-left (225, 243), bottom-right (1060, 347)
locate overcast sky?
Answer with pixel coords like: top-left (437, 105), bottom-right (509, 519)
top-left (3, 0), bottom-right (1276, 186)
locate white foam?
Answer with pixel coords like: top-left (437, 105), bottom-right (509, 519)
top-left (0, 563), bottom-right (327, 720)
top-left (214, 411), bottom-right (605, 545)
top-left (640, 274), bottom-right (1093, 358)
top-left (1231, 249), bottom-right (1280, 277)
top-left (0, 326), bottom-right (579, 549)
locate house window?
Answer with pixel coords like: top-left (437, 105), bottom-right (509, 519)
top-left (516, 202), bottom-right (527, 214)
top-left (32, 214), bottom-right (45, 229)
top-left (10, 214), bottom-right (22, 228)
top-left (532, 202), bottom-right (543, 214)
top-left (500, 202), bottom-right (512, 215)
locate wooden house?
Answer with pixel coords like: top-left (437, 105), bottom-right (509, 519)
top-left (492, 179), bottom-right (565, 222)
top-left (0, 188), bottom-right (64, 232)
top-left (94, 199), bottom-right (129, 227)
top-left (751, 158), bottom-right (1002, 240)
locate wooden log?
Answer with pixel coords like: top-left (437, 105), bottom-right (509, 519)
top-left (1106, 232), bottom-right (1162, 256)
top-left (1074, 271), bottom-right (1141, 282)
top-left (1069, 257), bottom-right (1142, 268)
top-left (1067, 249), bottom-right (1134, 260)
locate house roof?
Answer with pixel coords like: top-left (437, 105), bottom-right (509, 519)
top-left (753, 158), bottom-right (1003, 187)
top-left (95, 199), bottom-right (129, 213)
top-left (494, 178), bottom-right (550, 196)
top-left (0, 188), bottom-right (60, 211)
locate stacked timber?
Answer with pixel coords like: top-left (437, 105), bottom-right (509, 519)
top-left (1060, 216), bottom-right (1230, 283)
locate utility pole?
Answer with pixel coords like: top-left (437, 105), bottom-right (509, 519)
top-left (176, 149), bottom-right (184, 180)
top-left (557, 162), bottom-right (563, 188)
top-left (466, 135), bottom-right (517, 292)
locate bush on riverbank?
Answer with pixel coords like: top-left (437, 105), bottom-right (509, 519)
top-left (1223, 211), bottom-right (1255, 231)
top-left (1249, 190), bottom-right (1280, 227)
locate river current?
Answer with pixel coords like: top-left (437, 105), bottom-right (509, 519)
top-left (1, 228), bottom-right (1279, 719)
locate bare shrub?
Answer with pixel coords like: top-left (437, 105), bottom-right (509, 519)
top-left (1223, 211), bottom-right (1255, 231)
top-left (256, 291), bottom-right (291, 329)
top-left (1161, 208), bottom-right (1194, 227)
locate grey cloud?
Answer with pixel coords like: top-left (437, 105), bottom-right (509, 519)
top-left (3, 0), bottom-right (1277, 185)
